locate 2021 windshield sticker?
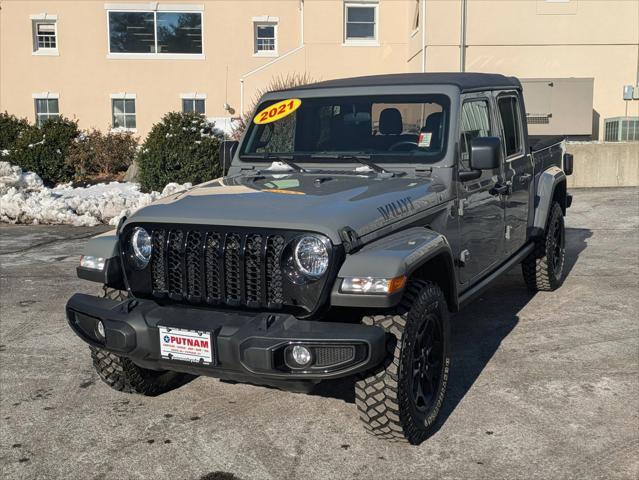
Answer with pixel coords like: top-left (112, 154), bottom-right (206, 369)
top-left (254, 99), bottom-right (302, 124)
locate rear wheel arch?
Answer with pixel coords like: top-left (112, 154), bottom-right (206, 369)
top-left (552, 179), bottom-right (567, 215)
top-left (533, 167), bottom-right (567, 234)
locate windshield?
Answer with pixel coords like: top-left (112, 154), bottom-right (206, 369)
top-left (240, 94), bottom-right (450, 163)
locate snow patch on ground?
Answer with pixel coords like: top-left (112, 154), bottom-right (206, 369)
top-left (0, 162), bottom-right (191, 227)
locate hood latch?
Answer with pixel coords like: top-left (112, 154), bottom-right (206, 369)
top-left (339, 226), bottom-right (363, 254)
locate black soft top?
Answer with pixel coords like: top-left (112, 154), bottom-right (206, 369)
top-left (277, 73), bottom-right (522, 93)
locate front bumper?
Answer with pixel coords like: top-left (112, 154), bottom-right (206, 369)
top-left (66, 294), bottom-right (386, 385)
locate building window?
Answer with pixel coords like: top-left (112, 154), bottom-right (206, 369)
top-left (344, 2), bottom-right (378, 44)
top-left (254, 23), bottom-right (277, 55)
top-left (498, 96), bottom-right (523, 158)
top-left (182, 98), bottom-right (205, 114)
top-left (31, 15), bottom-right (58, 55)
top-left (36, 22), bottom-right (57, 49)
top-left (33, 95), bottom-right (59, 127)
top-left (111, 95), bottom-right (136, 130)
top-left (108, 11), bottom-right (203, 56)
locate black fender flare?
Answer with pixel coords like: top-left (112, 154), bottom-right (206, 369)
top-left (76, 230), bottom-right (124, 288)
top-left (331, 227), bottom-right (457, 310)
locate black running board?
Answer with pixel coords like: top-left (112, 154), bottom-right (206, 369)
top-left (458, 242), bottom-right (535, 308)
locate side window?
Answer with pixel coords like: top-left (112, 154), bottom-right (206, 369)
top-left (497, 96), bottom-right (522, 157)
top-left (460, 100), bottom-right (491, 170)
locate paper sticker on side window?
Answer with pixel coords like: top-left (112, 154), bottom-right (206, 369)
top-left (254, 99), bottom-right (302, 125)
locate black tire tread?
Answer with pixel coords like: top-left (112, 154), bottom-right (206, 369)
top-left (90, 287), bottom-right (195, 396)
top-left (522, 202), bottom-right (565, 292)
top-left (354, 280), bottom-right (447, 444)
top-left (90, 347), bottom-right (194, 396)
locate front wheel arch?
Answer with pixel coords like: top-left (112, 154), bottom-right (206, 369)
top-left (408, 252), bottom-right (458, 313)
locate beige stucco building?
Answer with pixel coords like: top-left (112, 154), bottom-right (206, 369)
top-left (1, 0), bottom-right (637, 139)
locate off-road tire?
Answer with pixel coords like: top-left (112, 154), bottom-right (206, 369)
top-left (522, 201), bottom-right (566, 291)
top-left (102, 287), bottom-right (128, 301)
top-left (90, 347), bottom-right (195, 396)
top-left (90, 287), bottom-right (195, 396)
top-left (354, 280), bottom-right (451, 444)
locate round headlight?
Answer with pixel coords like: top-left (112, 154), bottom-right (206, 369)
top-left (131, 227), bottom-right (152, 269)
top-left (294, 236), bottom-right (329, 278)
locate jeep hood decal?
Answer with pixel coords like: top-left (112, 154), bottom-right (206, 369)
top-left (125, 173), bottom-right (445, 244)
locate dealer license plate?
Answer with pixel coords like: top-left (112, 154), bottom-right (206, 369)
top-left (159, 326), bottom-right (213, 365)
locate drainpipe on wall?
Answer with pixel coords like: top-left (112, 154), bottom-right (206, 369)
top-left (460, 0), bottom-right (467, 72)
top-left (421, 0), bottom-right (427, 72)
top-left (240, 0), bottom-right (305, 115)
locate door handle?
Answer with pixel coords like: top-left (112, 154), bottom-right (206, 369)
top-left (490, 183), bottom-right (510, 196)
top-left (519, 173), bottom-right (532, 184)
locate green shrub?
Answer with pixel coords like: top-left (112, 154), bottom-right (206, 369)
top-left (137, 112), bottom-right (223, 192)
top-left (0, 112), bottom-right (30, 156)
top-left (66, 129), bottom-right (138, 182)
top-left (11, 117), bottom-right (80, 185)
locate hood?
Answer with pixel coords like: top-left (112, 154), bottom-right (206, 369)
top-left (125, 172), bottom-right (446, 244)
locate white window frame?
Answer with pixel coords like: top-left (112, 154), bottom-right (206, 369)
top-left (105, 4), bottom-right (205, 60)
top-left (32, 92), bottom-right (60, 126)
top-left (30, 14), bottom-right (59, 56)
top-left (180, 93), bottom-right (207, 114)
top-left (110, 93), bottom-right (137, 132)
top-left (343, 1), bottom-right (379, 46)
top-left (252, 17), bottom-right (278, 57)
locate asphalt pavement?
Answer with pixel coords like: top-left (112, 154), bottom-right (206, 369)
top-left (0, 188), bottom-right (637, 480)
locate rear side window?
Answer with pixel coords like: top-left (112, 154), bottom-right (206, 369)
top-left (498, 96), bottom-right (522, 157)
top-left (460, 100), bottom-right (491, 170)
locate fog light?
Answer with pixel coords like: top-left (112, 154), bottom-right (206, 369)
top-left (96, 320), bottom-right (105, 339)
top-left (291, 345), bottom-right (312, 366)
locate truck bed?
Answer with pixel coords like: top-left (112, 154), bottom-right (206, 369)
top-left (530, 136), bottom-right (565, 191)
top-left (529, 135), bottom-right (565, 153)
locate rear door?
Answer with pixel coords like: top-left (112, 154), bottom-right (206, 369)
top-left (457, 94), bottom-right (505, 284)
top-left (495, 92), bottom-right (533, 254)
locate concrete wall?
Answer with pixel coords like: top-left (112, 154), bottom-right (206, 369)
top-left (566, 143), bottom-right (639, 188)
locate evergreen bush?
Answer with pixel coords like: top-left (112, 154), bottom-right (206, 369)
top-left (11, 117), bottom-right (80, 185)
top-left (137, 112), bottom-right (223, 192)
top-left (0, 112), bottom-right (30, 162)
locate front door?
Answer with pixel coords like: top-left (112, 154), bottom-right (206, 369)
top-left (496, 93), bottom-right (533, 254)
top-left (457, 96), bottom-right (505, 284)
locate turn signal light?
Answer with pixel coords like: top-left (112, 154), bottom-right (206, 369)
top-left (341, 275), bottom-right (407, 295)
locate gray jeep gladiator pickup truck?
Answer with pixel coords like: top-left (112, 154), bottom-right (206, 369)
top-left (67, 73), bottom-right (573, 444)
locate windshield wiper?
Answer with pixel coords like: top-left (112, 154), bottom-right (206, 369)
top-left (349, 154), bottom-right (390, 175)
top-left (241, 153), bottom-right (307, 173)
top-left (310, 153), bottom-right (393, 176)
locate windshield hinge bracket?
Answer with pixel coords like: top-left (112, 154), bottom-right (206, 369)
top-left (339, 226), bottom-right (363, 254)
top-left (414, 167), bottom-right (432, 177)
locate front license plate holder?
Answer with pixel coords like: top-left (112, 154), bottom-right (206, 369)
top-left (159, 326), bottom-right (215, 365)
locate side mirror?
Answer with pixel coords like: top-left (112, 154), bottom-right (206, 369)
top-left (563, 152), bottom-right (573, 176)
top-left (470, 136), bottom-right (502, 170)
top-left (459, 136), bottom-right (502, 182)
top-left (219, 140), bottom-right (239, 175)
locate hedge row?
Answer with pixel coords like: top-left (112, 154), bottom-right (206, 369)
top-left (0, 111), bottom-right (224, 191)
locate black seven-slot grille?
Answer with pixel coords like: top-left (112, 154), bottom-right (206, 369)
top-left (148, 227), bottom-right (286, 309)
